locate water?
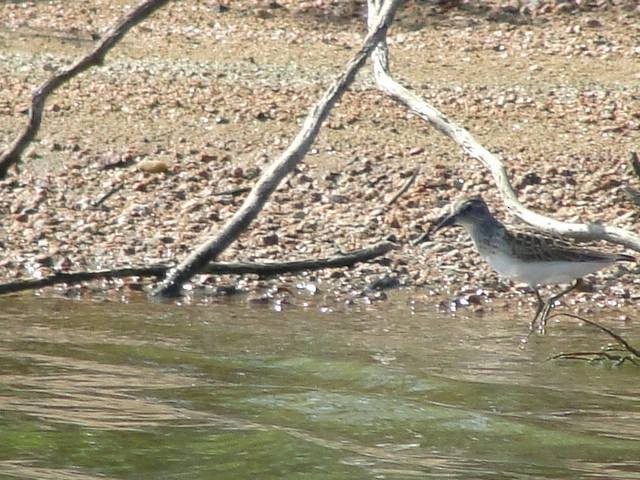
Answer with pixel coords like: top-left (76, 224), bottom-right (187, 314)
top-left (1, 294), bottom-right (639, 479)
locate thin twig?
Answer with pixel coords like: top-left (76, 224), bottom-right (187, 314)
top-left (548, 350), bottom-right (618, 361)
top-left (548, 312), bottom-right (640, 357)
top-left (545, 312), bottom-right (640, 365)
top-left (629, 151), bottom-right (640, 180)
top-left (548, 350), bottom-right (640, 366)
top-left (0, 0), bottom-right (171, 178)
top-left (212, 187), bottom-right (252, 197)
top-left (93, 183), bottom-right (124, 207)
top-left (0, 240), bottom-right (396, 295)
top-left (410, 231), bottom-right (430, 246)
top-left (385, 168), bottom-right (419, 207)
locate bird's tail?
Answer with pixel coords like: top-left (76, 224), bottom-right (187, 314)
top-left (616, 253), bottom-right (636, 262)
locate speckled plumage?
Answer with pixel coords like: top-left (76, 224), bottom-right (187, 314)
top-left (428, 196), bottom-right (635, 331)
top-left (502, 226), bottom-right (633, 264)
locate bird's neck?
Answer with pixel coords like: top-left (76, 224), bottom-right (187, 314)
top-left (465, 216), bottom-right (506, 247)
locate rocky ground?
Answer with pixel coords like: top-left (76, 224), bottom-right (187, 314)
top-left (0, 0), bottom-right (639, 317)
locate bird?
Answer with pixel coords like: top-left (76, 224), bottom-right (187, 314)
top-left (419, 196), bottom-right (635, 331)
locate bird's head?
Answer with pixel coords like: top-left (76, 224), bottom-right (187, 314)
top-left (432, 196), bottom-right (492, 232)
top-left (413, 196), bottom-right (493, 245)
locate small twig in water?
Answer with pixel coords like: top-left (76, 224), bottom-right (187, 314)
top-left (546, 312), bottom-right (640, 365)
top-left (548, 350), bottom-right (639, 366)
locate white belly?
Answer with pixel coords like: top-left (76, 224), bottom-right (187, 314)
top-left (481, 251), bottom-right (612, 286)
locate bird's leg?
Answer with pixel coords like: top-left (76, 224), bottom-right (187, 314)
top-left (529, 288), bottom-right (545, 332)
top-left (538, 279), bottom-right (582, 331)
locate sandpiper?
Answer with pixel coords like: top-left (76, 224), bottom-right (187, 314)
top-left (420, 196), bottom-right (635, 331)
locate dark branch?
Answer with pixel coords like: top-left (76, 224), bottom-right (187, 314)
top-left (0, 240), bottom-right (396, 295)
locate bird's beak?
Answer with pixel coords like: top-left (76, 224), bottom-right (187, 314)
top-left (431, 212), bottom-right (457, 234)
top-left (412, 212), bottom-right (457, 245)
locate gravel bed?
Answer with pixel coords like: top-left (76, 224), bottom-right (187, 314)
top-left (0, 0), bottom-right (638, 316)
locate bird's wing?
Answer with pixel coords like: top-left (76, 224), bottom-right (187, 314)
top-left (505, 226), bottom-right (620, 263)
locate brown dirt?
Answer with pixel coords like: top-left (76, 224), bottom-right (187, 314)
top-left (0, 0), bottom-right (638, 316)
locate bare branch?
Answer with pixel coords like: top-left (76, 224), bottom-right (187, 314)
top-left (0, 0), bottom-right (171, 179)
top-left (0, 240), bottom-right (396, 296)
top-left (151, 0), bottom-right (402, 298)
top-left (367, 0), bottom-right (640, 252)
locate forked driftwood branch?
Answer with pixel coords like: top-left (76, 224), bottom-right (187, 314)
top-left (367, 0), bottom-right (640, 253)
top-left (152, 0), bottom-right (402, 298)
top-left (0, 0), bottom-right (171, 179)
top-left (0, 240), bottom-right (395, 295)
